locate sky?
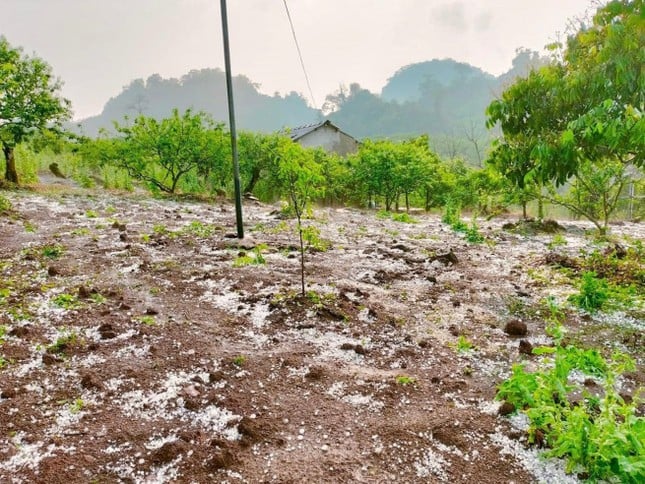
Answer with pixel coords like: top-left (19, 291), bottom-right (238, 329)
top-left (2, 0), bottom-right (599, 120)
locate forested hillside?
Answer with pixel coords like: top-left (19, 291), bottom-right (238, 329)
top-left (76, 51), bottom-right (546, 164)
top-left (78, 68), bottom-right (320, 137)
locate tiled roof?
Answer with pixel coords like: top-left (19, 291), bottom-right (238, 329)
top-left (287, 120), bottom-right (328, 141)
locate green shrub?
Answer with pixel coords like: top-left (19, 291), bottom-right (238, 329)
top-left (465, 220), bottom-right (484, 243)
top-left (41, 244), bottom-right (64, 259)
top-left (569, 271), bottom-right (609, 312)
top-left (391, 212), bottom-right (418, 223)
top-left (0, 195), bottom-right (12, 214)
top-left (497, 345), bottom-right (643, 483)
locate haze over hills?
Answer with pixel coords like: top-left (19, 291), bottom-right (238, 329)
top-left (78, 68), bottom-right (320, 137)
top-left (76, 50), bottom-right (547, 162)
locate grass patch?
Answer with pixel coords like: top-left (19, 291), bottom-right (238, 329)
top-left (52, 293), bottom-right (81, 310)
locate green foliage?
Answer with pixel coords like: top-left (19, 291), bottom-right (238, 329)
top-left (47, 330), bottom-right (78, 354)
top-left (69, 398), bottom-right (85, 414)
top-left (302, 225), bottom-right (330, 252)
top-left (136, 315), bottom-right (156, 326)
top-left (376, 210), bottom-right (418, 224)
top-left (111, 109), bottom-right (227, 194)
top-left (543, 297), bottom-right (567, 343)
top-left (486, 1), bottom-right (644, 193)
top-left (497, 343), bottom-right (642, 483)
top-left (548, 234), bottom-right (567, 249)
top-left (0, 194), bottom-right (12, 214)
top-left (569, 271), bottom-right (610, 312)
top-left (232, 355), bottom-right (247, 367)
top-left (392, 212), bottom-right (417, 223)
top-left (233, 246), bottom-right (267, 267)
top-left (0, 36), bottom-right (71, 184)
top-left (452, 335), bottom-right (476, 352)
top-left (274, 142), bottom-right (325, 295)
top-left (395, 375), bottom-right (417, 386)
top-left (441, 200), bottom-right (462, 226)
top-left (465, 219), bottom-right (484, 243)
top-left (353, 137), bottom-right (439, 211)
top-left (89, 292), bottom-right (106, 305)
top-left (41, 244), bottom-right (64, 259)
top-left (52, 293), bottom-right (81, 310)
top-left (181, 220), bottom-right (219, 238)
top-left (547, 158), bottom-right (632, 234)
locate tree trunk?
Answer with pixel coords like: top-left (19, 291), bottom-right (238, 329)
top-left (244, 167), bottom-right (261, 194)
top-left (298, 220), bottom-right (306, 296)
top-left (2, 143), bottom-right (19, 184)
top-left (405, 192), bottom-right (410, 212)
top-left (522, 201), bottom-right (527, 219)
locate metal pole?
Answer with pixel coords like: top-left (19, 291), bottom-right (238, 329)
top-left (220, 0), bottom-right (244, 239)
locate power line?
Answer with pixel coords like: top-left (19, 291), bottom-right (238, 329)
top-left (282, 0), bottom-right (317, 110)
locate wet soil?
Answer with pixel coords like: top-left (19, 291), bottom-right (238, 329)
top-left (0, 184), bottom-right (643, 483)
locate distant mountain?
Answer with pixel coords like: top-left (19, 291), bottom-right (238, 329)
top-left (323, 50), bottom-right (548, 162)
top-left (77, 68), bottom-right (320, 136)
top-left (75, 52), bottom-right (548, 164)
top-left (380, 58), bottom-right (495, 103)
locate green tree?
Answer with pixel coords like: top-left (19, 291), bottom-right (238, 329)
top-left (275, 143), bottom-right (324, 296)
top-left (486, 1), bottom-right (644, 226)
top-left (547, 158), bottom-right (630, 234)
top-left (353, 138), bottom-right (437, 211)
top-left (394, 136), bottom-right (436, 212)
top-left (112, 109), bottom-right (224, 194)
top-left (0, 37), bottom-right (71, 184)
top-left (553, 0), bottom-right (644, 178)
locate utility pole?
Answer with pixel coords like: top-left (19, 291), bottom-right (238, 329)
top-left (220, 0), bottom-right (244, 239)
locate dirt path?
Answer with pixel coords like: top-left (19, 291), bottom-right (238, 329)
top-left (0, 187), bottom-right (642, 483)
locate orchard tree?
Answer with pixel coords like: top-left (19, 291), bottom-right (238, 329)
top-left (546, 158), bottom-right (630, 234)
top-left (0, 37), bottom-right (71, 184)
top-left (353, 138), bottom-right (437, 211)
top-left (486, 0), bottom-right (643, 227)
top-left (354, 140), bottom-right (400, 210)
top-left (275, 142), bottom-right (324, 296)
top-left (394, 136), bottom-right (436, 212)
top-left (554, 0), bottom-right (644, 177)
top-left (112, 109), bottom-right (225, 194)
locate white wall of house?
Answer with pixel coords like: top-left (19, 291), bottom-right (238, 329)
top-left (296, 124), bottom-right (358, 156)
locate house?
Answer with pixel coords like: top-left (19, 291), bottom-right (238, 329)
top-left (287, 120), bottom-right (359, 156)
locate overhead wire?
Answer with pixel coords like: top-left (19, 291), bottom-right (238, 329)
top-left (282, 0), bottom-right (317, 110)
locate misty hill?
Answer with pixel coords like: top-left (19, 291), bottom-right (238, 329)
top-left (78, 68), bottom-right (320, 136)
top-left (380, 59), bottom-right (495, 103)
top-left (76, 52), bottom-right (547, 164)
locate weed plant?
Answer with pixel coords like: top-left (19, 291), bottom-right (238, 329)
top-left (0, 195), bottom-right (12, 214)
top-left (548, 234), bottom-right (568, 249)
top-left (395, 375), bottom-right (416, 386)
top-left (41, 244), bottom-right (64, 259)
top-left (465, 220), bottom-right (484, 243)
top-left (233, 246), bottom-right (266, 267)
top-left (376, 210), bottom-right (418, 223)
top-left (47, 330), bottom-right (79, 354)
top-left (52, 293), bottom-right (81, 310)
top-left (497, 321), bottom-right (644, 482)
top-left (302, 225), bottom-right (330, 251)
top-left (568, 271), bottom-right (609, 312)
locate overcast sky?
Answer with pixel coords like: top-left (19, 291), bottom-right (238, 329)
top-left (2, 0), bottom-right (598, 120)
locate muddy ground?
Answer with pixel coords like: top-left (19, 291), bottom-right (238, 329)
top-left (0, 181), bottom-right (643, 483)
